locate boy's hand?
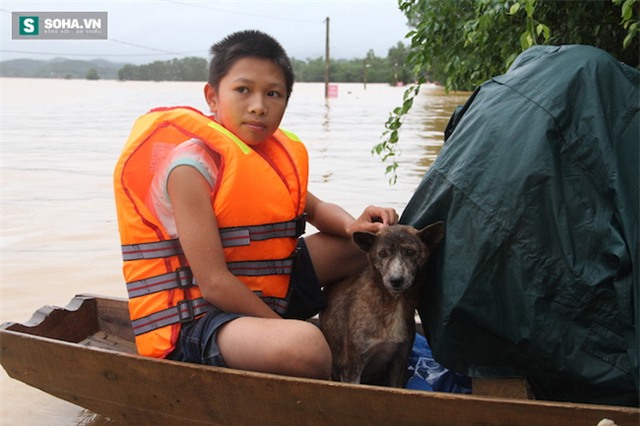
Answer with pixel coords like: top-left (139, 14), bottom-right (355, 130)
top-left (348, 205), bottom-right (398, 234)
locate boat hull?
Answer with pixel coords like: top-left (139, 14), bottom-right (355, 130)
top-left (1, 295), bottom-right (638, 425)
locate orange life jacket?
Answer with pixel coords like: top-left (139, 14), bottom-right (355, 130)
top-left (113, 106), bottom-right (308, 358)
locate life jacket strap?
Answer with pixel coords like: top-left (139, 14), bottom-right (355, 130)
top-left (219, 214), bottom-right (307, 247)
top-left (227, 258), bottom-right (294, 276)
top-left (121, 239), bottom-right (183, 261)
top-left (126, 256), bottom-right (295, 299)
top-left (130, 297), bottom-right (213, 336)
top-left (127, 267), bottom-right (193, 298)
top-left (121, 214), bottom-right (306, 260)
top-left (262, 297), bottom-right (289, 315)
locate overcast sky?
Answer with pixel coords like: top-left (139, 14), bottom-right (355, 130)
top-left (1, 1), bottom-right (410, 64)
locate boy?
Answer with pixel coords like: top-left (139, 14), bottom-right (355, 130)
top-left (114, 30), bottom-right (397, 379)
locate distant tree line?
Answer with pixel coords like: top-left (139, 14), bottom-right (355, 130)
top-left (117, 42), bottom-right (413, 84)
top-left (118, 57), bottom-right (209, 81)
top-left (293, 43), bottom-right (413, 84)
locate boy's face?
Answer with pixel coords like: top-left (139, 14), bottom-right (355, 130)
top-left (204, 57), bottom-right (288, 146)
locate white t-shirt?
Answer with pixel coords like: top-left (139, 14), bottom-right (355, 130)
top-left (145, 139), bottom-right (220, 237)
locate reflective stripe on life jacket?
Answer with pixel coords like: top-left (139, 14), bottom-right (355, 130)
top-left (121, 214), bottom-right (306, 261)
top-left (114, 106), bottom-right (308, 358)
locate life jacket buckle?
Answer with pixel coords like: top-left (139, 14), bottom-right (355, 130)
top-left (295, 213), bottom-right (307, 237)
top-left (175, 266), bottom-right (193, 288)
top-left (177, 299), bottom-right (196, 323)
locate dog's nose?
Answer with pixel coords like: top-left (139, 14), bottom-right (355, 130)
top-left (390, 276), bottom-right (404, 288)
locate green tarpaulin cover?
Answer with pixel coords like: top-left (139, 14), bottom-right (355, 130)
top-left (401, 45), bottom-right (638, 406)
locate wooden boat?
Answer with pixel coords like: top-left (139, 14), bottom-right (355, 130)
top-left (1, 294), bottom-right (638, 426)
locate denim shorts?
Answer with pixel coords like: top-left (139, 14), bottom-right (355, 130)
top-left (167, 238), bottom-right (324, 366)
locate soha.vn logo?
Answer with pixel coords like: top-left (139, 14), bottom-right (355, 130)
top-left (13, 12), bottom-right (107, 40)
top-left (19, 16), bottom-right (102, 36)
top-left (19, 16), bottom-right (39, 35)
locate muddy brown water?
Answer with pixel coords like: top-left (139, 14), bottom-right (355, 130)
top-left (0, 77), bottom-right (470, 425)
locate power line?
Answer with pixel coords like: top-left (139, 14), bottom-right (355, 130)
top-left (0, 4), bottom-right (323, 60)
top-left (109, 38), bottom-right (205, 56)
top-left (0, 37), bottom-right (208, 59)
top-left (164, 0), bottom-right (322, 24)
top-left (0, 48), bottom-right (206, 58)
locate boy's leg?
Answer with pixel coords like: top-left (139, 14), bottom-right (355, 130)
top-left (216, 316), bottom-right (332, 379)
top-left (213, 233), bottom-right (362, 378)
top-left (303, 232), bottom-right (366, 286)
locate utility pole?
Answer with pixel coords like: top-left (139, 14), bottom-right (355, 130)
top-left (324, 17), bottom-right (330, 98)
top-left (363, 58), bottom-right (369, 90)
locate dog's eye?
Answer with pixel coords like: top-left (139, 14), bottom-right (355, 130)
top-left (378, 249), bottom-right (389, 258)
top-left (404, 248), bottom-right (416, 256)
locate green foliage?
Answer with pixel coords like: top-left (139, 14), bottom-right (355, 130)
top-left (613, 0), bottom-right (639, 49)
top-left (387, 42), bottom-right (415, 84)
top-left (0, 58), bottom-right (123, 79)
top-left (85, 68), bottom-right (99, 80)
top-left (375, 84), bottom-right (421, 185)
top-left (375, 0), bottom-right (640, 184)
top-left (292, 46), bottom-right (413, 85)
top-left (510, 0), bottom-right (550, 50)
top-left (118, 57), bottom-right (208, 81)
top-left (115, 49), bottom-right (414, 85)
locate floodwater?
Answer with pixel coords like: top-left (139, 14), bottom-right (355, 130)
top-left (0, 77), bottom-right (470, 425)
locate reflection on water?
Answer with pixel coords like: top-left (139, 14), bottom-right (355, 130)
top-left (0, 78), bottom-right (470, 425)
top-left (323, 100), bottom-right (331, 133)
top-left (410, 89), bottom-right (470, 176)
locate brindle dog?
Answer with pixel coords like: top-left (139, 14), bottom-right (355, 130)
top-left (319, 222), bottom-right (444, 387)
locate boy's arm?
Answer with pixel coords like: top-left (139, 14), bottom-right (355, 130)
top-left (168, 165), bottom-right (280, 319)
top-left (305, 191), bottom-right (398, 237)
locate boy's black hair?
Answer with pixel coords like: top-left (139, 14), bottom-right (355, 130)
top-left (208, 30), bottom-right (294, 100)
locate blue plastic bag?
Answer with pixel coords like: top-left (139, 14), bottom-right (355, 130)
top-left (406, 333), bottom-right (471, 393)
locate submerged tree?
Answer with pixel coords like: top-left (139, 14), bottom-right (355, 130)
top-left (375, 0), bottom-right (639, 184)
top-left (86, 68), bottom-right (99, 80)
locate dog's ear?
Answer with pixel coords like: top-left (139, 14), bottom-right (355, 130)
top-left (418, 221), bottom-right (445, 247)
top-left (353, 231), bottom-right (377, 252)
